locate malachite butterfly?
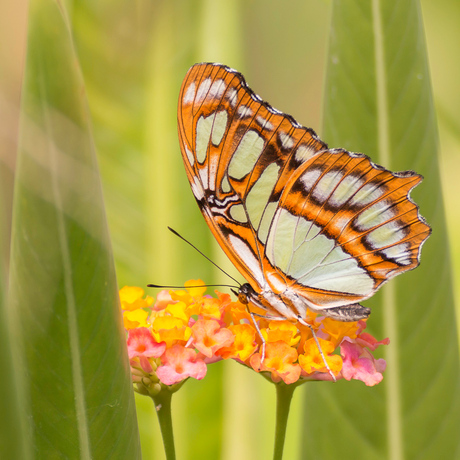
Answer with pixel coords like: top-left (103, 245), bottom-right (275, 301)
top-left (177, 63), bottom-right (431, 323)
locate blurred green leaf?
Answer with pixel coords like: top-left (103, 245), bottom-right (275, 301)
top-left (0, 1), bottom-right (28, 457)
top-left (70, 2), bottom-right (243, 458)
top-left (302, 1), bottom-right (460, 459)
top-left (8, 0), bottom-right (141, 457)
top-left (0, 183), bottom-right (25, 459)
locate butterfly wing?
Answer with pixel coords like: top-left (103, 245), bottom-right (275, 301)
top-left (262, 148), bottom-right (431, 311)
top-left (178, 62), bottom-right (431, 318)
top-left (178, 62), bottom-right (327, 290)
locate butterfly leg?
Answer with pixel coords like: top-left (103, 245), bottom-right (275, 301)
top-left (249, 311), bottom-right (267, 362)
top-left (247, 309), bottom-right (289, 364)
top-left (246, 305), bottom-right (337, 381)
top-left (297, 316), bottom-right (337, 383)
top-left (238, 284), bottom-right (282, 364)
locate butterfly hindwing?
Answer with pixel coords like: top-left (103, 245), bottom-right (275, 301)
top-left (262, 149), bottom-right (430, 309)
top-left (178, 62), bottom-right (431, 320)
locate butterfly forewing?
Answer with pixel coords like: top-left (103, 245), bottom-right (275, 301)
top-left (178, 63), bottom-right (327, 289)
top-left (178, 62), bottom-right (431, 320)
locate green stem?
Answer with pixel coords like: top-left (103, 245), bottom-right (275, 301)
top-left (151, 390), bottom-right (176, 460)
top-left (273, 383), bottom-right (297, 460)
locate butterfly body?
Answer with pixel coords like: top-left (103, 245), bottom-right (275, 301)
top-left (178, 63), bottom-right (431, 322)
top-left (236, 282), bottom-right (371, 323)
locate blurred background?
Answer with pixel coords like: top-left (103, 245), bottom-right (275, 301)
top-left (1, 0), bottom-right (458, 458)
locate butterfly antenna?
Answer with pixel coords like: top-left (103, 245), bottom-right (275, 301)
top-left (167, 227), bottom-right (241, 286)
top-left (148, 283), bottom-right (239, 289)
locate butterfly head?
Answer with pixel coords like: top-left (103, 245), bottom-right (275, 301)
top-left (232, 283), bottom-right (254, 306)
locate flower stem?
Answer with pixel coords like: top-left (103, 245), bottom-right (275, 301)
top-left (151, 390), bottom-right (176, 460)
top-left (273, 383), bottom-right (297, 460)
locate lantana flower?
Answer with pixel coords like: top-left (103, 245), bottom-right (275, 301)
top-left (190, 319), bottom-right (234, 359)
top-left (250, 341), bottom-right (301, 384)
top-left (156, 344), bottom-right (207, 385)
top-left (121, 281), bottom-right (389, 396)
top-left (127, 327), bottom-right (166, 373)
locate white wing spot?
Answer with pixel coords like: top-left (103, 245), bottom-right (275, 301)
top-left (381, 242), bottom-right (412, 266)
top-left (295, 144), bottom-right (316, 163)
top-left (198, 166), bottom-right (208, 189)
top-left (184, 144), bottom-right (194, 166)
top-left (196, 78), bottom-right (212, 103)
top-left (268, 106), bottom-right (282, 115)
top-left (299, 264), bottom-right (374, 296)
top-left (350, 183), bottom-right (384, 207)
top-left (329, 175), bottom-right (365, 207)
top-left (279, 132), bottom-right (295, 149)
top-left (300, 168), bottom-right (322, 192)
top-left (191, 175), bottom-right (204, 200)
top-left (312, 171), bottom-right (344, 203)
top-left (267, 209), bottom-right (322, 272)
top-left (228, 234), bottom-right (265, 286)
top-left (297, 244), bottom-right (374, 296)
top-left (237, 105), bottom-right (253, 118)
top-left (183, 82), bottom-right (196, 105)
top-left (354, 201), bottom-right (395, 231)
top-left (227, 88), bottom-right (238, 107)
top-left (209, 79), bottom-right (226, 99)
top-left (256, 116), bottom-right (274, 131)
top-left (366, 221), bottom-right (406, 249)
top-left (196, 110), bottom-right (228, 162)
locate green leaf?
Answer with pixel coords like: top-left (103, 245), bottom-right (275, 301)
top-left (302, 1), bottom-right (460, 459)
top-left (69, 2), bottom-right (243, 457)
top-left (0, 185), bottom-right (25, 459)
top-left (7, 0), bottom-right (141, 457)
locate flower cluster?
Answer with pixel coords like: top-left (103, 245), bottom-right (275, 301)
top-left (121, 281), bottom-right (388, 395)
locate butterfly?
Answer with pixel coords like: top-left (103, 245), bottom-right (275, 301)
top-left (177, 62), bottom-right (431, 323)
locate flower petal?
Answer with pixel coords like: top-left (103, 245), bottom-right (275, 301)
top-left (341, 340), bottom-right (387, 386)
top-left (299, 337), bottom-right (342, 375)
top-left (217, 324), bottom-right (258, 361)
top-left (156, 344), bottom-right (207, 385)
top-left (250, 341), bottom-right (301, 384)
top-left (191, 319), bottom-right (234, 358)
top-left (127, 327), bottom-right (166, 359)
top-left (123, 308), bottom-right (149, 329)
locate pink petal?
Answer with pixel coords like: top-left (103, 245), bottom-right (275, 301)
top-left (156, 344), bottom-right (207, 385)
top-left (139, 356), bottom-right (154, 373)
top-left (341, 340), bottom-right (386, 387)
top-left (191, 320), bottom-right (234, 358)
top-left (153, 290), bottom-right (175, 311)
top-left (197, 352), bottom-right (223, 364)
top-left (356, 332), bottom-right (390, 351)
top-left (127, 327), bottom-right (166, 359)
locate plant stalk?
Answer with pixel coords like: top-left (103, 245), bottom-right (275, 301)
top-left (273, 383), bottom-right (297, 460)
top-left (152, 390), bottom-right (176, 460)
